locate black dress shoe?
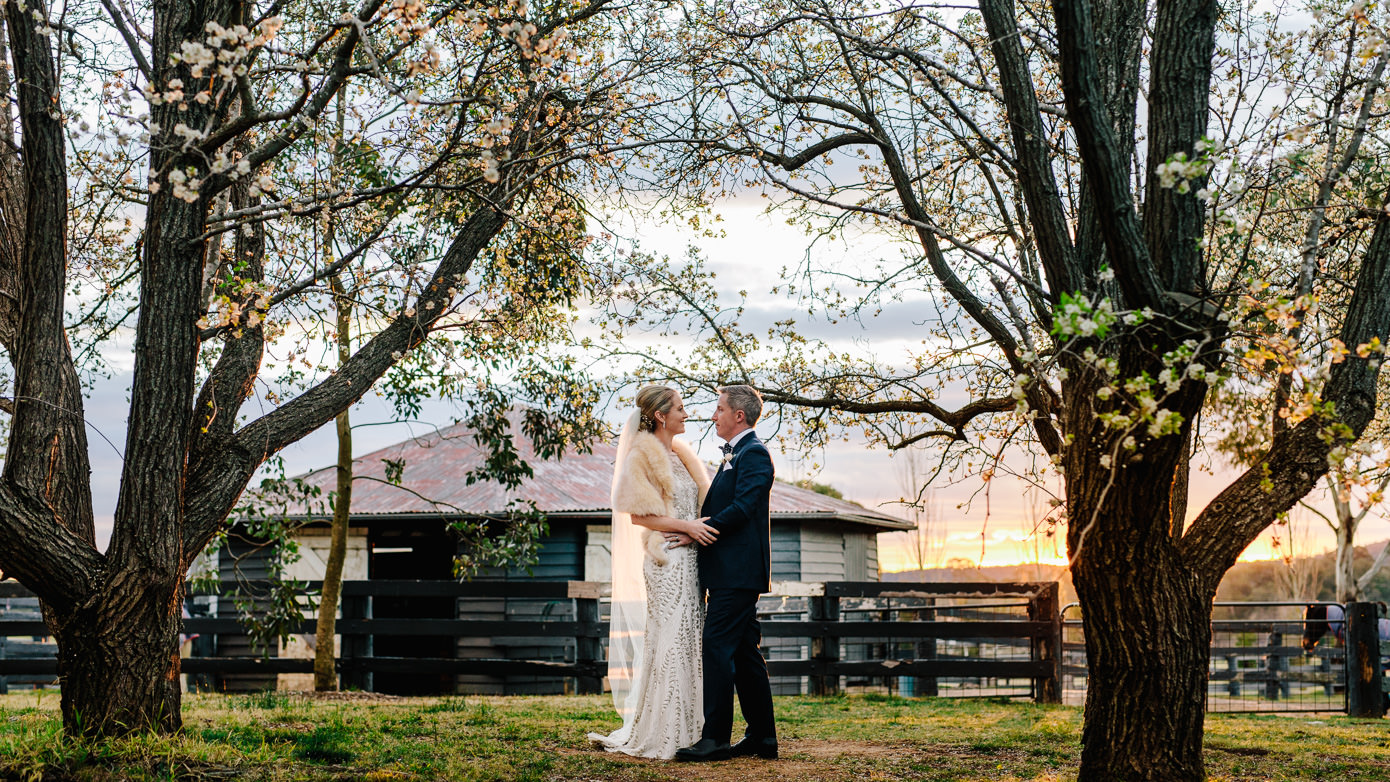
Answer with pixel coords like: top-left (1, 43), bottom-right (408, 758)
top-left (730, 735), bottom-right (778, 759)
top-left (674, 738), bottom-right (732, 762)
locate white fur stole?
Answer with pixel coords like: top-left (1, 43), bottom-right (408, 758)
top-left (612, 432), bottom-right (710, 565)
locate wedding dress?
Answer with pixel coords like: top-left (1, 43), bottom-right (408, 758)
top-left (589, 450), bottom-right (704, 759)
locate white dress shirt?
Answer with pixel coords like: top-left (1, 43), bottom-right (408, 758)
top-left (721, 428), bottom-right (755, 470)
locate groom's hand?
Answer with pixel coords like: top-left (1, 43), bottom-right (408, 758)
top-left (693, 517), bottom-right (718, 546)
top-left (682, 518), bottom-right (719, 546)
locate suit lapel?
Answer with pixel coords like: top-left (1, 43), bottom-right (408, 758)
top-left (709, 433), bottom-right (758, 498)
top-left (719, 434), bottom-right (756, 476)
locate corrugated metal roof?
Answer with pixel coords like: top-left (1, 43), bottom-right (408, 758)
top-left (292, 419), bottom-right (913, 531)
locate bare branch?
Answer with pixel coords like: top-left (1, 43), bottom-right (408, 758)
top-left (98, 0), bottom-right (153, 81)
top-left (979, 0), bottom-right (1078, 296)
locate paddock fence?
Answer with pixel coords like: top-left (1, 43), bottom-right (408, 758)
top-left (0, 579), bottom-right (1062, 702)
top-left (1063, 600), bottom-right (1387, 714)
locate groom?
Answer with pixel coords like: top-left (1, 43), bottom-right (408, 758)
top-left (674, 385), bottom-right (778, 762)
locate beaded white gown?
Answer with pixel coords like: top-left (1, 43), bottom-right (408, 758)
top-left (589, 452), bottom-right (704, 759)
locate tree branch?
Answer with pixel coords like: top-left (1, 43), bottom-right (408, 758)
top-left (1140, 0), bottom-right (1218, 294)
top-left (1050, 0), bottom-right (1165, 310)
top-left (98, 0), bottom-right (153, 82)
top-left (758, 386), bottom-right (1016, 434)
top-left (200, 0), bottom-right (389, 197)
top-left (1180, 208), bottom-right (1390, 580)
top-left (180, 201), bottom-right (512, 554)
top-left (242, 202), bottom-right (507, 455)
top-left (978, 0), bottom-right (1078, 296)
top-left (711, 132), bottom-right (876, 171)
top-left (1274, 49), bottom-right (1387, 436)
top-left (0, 482), bottom-right (103, 613)
top-left (1, 0), bottom-right (97, 547)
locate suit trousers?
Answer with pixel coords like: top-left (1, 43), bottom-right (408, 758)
top-left (701, 587), bottom-right (776, 744)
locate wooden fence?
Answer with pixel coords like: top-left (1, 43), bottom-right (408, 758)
top-left (1061, 601), bottom-right (1389, 715)
top-left (0, 580), bottom-right (1063, 703)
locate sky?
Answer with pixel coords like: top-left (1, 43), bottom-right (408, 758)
top-left (590, 198), bottom-right (1387, 570)
top-left (78, 196), bottom-right (1389, 572)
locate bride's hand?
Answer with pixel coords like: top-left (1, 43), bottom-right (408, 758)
top-left (682, 518), bottom-right (719, 546)
top-left (663, 531), bottom-right (695, 547)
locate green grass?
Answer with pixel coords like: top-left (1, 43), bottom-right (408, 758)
top-left (0, 691), bottom-right (1386, 780)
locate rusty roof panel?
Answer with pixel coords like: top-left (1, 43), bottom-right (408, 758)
top-left (291, 419), bottom-right (912, 530)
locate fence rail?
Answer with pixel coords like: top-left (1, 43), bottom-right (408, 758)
top-left (1062, 600), bottom-right (1390, 715)
top-left (9, 581), bottom-right (1381, 715)
top-left (0, 579), bottom-right (1062, 701)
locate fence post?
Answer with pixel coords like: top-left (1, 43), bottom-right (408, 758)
top-left (1345, 602), bottom-right (1385, 718)
top-left (340, 589), bottom-right (372, 692)
top-left (809, 593), bottom-right (840, 696)
top-left (575, 596), bottom-right (603, 695)
top-left (878, 602), bottom-right (893, 694)
top-left (913, 597), bottom-right (938, 698)
top-left (1264, 630), bottom-right (1288, 700)
top-left (1029, 582), bottom-right (1061, 704)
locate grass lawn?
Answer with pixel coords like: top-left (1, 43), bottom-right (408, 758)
top-left (1, 691), bottom-right (1387, 781)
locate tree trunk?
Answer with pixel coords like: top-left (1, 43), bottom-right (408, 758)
top-left (314, 406), bottom-right (352, 691)
top-left (1335, 514), bottom-right (1357, 603)
top-left (55, 575), bottom-right (184, 736)
top-left (1330, 478), bottom-right (1358, 602)
top-left (1073, 550), bottom-right (1210, 781)
top-left (314, 93), bottom-right (351, 691)
top-left (314, 272), bottom-right (353, 691)
top-left (1065, 360), bottom-right (1213, 781)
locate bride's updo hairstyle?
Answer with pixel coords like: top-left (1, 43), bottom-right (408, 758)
top-left (635, 385), bottom-right (679, 433)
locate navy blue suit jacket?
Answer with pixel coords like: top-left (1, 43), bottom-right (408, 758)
top-left (698, 432), bottom-right (773, 593)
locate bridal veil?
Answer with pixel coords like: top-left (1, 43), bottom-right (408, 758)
top-left (604, 410), bottom-right (646, 741)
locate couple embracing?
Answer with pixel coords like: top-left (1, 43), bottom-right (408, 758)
top-left (587, 384), bottom-right (778, 762)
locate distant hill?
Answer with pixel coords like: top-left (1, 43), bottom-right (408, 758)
top-left (885, 563), bottom-right (1067, 584)
top-left (884, 563), bottom-right (1076, 605)
top-left (1214, 539), bottom-right (1390, 604)
top-left (882, 539), bottom-right (1390, 607)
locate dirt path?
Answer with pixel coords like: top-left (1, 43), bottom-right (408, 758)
top-left (561, 740), bottom-right (949, 782)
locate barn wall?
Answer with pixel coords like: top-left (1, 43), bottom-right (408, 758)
top-left (507, 523), bottom-right (584, 581)
top-left (457, 522), bottom-right (585, 695)
top-left (584, 525), bottom-right (610, 582)
top-left (215, 535), bottom-right (279, 692)
top-left (844, 533), bottom-right (869, 582)
top-left (283, 530), bottom-right (370, 583)
top-left (277, 530), bottom-right (369, 690)
top-left (799, 524), bottom-right (848, 582)
top-left (770, 524), bottom-right (801, 581)
top-left (762, 522), bottom-right (806, 694)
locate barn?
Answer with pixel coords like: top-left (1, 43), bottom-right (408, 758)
top-left (222, 417), bottom-right (912, 694)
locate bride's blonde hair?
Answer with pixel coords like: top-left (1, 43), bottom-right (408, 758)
top-left (635, 385), bottom-right (679, 433)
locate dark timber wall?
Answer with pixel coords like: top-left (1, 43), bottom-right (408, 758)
top-left (457, 522), bottom-right (585, 695)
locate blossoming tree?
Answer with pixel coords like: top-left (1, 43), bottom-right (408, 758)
top-left (608, 0), bottom-right (1390, 778)
top-left (0, 0), bottom-right (671, 737)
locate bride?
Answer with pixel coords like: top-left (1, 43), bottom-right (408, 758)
top-left (588, 385), bottom-right (717, 759)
